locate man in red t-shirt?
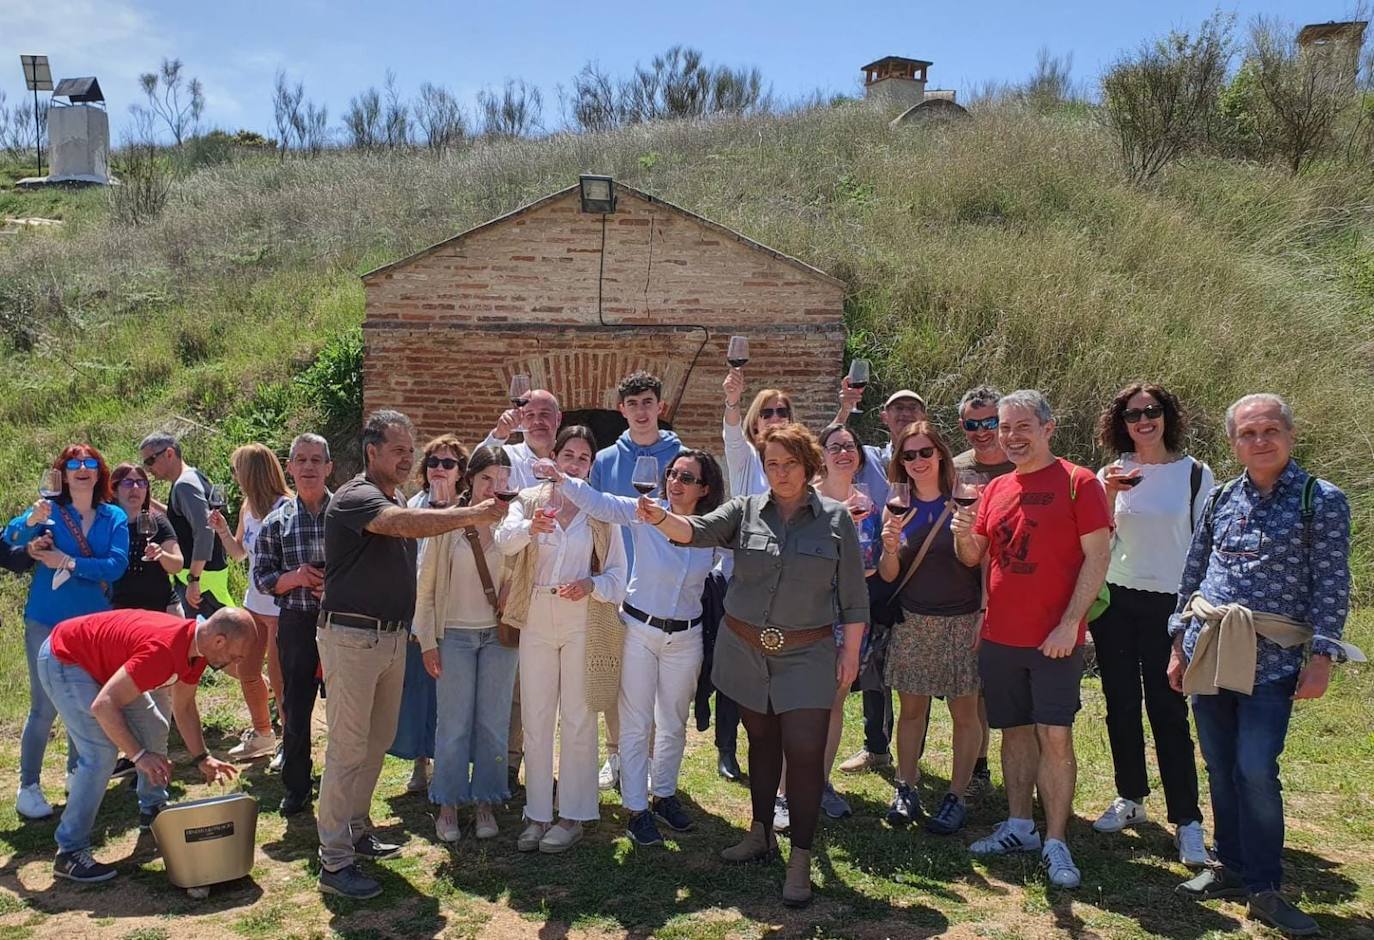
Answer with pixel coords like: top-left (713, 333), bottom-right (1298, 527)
top-left (36, 607), bottom-right (253, 883)
top-left (952, 390), bottom-right (1111, 890)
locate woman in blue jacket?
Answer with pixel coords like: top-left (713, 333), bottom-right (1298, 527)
top-left (6, 444), bottom-right (128, 820)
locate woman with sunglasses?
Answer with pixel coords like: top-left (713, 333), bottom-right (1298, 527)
top-left (390, 435), bottom-right (469, 796)
top-left (208, 443), bottom-right (292, 764)
top-left (110, 464), bottom-right (184, 613)
top-left (878, 421), bottom-right (982, 836)
top-left (552, 448), bottom-right (724, 846)
top-left (1091, 383), bottom-right (1212, 867)
top-left (414, 445), bottom-right (516, 843)
top-left (6, 445), bottom-right (129, 821)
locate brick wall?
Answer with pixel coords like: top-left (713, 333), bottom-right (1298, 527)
top-left (363, 187), bottom-right (847, 459)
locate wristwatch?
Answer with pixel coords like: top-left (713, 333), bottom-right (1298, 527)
top-left (187, 575), bottom-right (200, 584)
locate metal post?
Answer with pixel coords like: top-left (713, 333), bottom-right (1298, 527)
top-left (33, 86), bottom-right (41, 177)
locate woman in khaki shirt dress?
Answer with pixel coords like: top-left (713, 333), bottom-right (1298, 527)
top-left (644, 424), bottom-right (868, 907)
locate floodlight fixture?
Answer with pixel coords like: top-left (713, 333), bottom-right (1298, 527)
top-left (578, 174), bottom-right (616, 214)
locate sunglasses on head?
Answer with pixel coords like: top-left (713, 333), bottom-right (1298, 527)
top-left (142, 448), bottom-right (168, 468)
top-left (1123, 404), bottom-right (1165, 424)
top-left (665, 468), bottom-right (703, 486)
top-left (824, 442), bottom-right (858, 455)
top-left (116, 478), bottom-right (149, 490)
top-left (65, 458), bottom-right (100, 471)
top-left (962, 417), bottom-right (1000, 432)
top-left (759, 407), bottom-right (791, 420)
top-left (425, 456), bottom-right (462, 470)
top-left (900, 446), bottom-right (937, 461)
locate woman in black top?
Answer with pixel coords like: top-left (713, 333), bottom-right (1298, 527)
top-left (110, 463), bottom-right (184, 612)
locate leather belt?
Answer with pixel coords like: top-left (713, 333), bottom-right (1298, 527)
top-left (623, 601), bottom-right (701, 634)
top-left (318, 610), bottom-right (410, 634)
top-left (724, 613), bottom-right (831, 655)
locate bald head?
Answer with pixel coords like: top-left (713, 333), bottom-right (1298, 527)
top-left (196, 607), bottom-right (256, 670)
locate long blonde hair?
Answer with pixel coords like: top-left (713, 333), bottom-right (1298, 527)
top-left (231, 443), bottom-right (292, 521)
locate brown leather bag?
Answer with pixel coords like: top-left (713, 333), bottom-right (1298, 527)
top-left (463, 528), bottom-right (517, 648)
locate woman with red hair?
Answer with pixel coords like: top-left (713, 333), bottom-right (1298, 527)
top-left (5, 444), bottom-right (129, 821)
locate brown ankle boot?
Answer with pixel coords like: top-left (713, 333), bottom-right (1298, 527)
top-left (782, 847), bottom-right (813, 907)
top-left (719, 821), bottom-right (777, 864)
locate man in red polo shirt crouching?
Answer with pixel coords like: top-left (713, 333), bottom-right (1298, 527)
top-left (36, 607), bottom-right (251, 883)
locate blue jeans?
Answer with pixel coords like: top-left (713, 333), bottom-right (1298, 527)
top-left (21, 619), bottom-right (77, 787)
top-left (36, 638), bottom-right (170, 854)
top-left (1191, 674), bottom-right (1297, 893)
top-left (430, 628), bottom-right (518, 806)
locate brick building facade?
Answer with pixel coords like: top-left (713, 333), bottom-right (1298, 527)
top-left (361, 182), bottom-right (847, 462)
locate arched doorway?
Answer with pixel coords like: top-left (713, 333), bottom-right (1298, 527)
top-left (560, 409), bottom-right (674, 453)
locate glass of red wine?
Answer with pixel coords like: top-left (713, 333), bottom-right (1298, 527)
top-left (493, 466), bottom-right (519, 503)
top-left (207, 484), bottom-right (228, 513)
top-left (885, 481), bottom-right (910, 517)
top-left (848, 483), bottom-right (873, 522)
top-left (1113, 462), bottom-right (1144, 489)
top-left (847, 359), bottom-right (871, 415)
top-left (726, 336), bottom-right (749, 369)
top-left (631, 456), bottom-right (659, 524)
top-left (509, 373), bottom-right (532, 433)
top-left (953, 469), bottom-right (986, 509)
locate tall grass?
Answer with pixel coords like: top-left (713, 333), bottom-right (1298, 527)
top-left (0, 100), bottom-right (1371, 577)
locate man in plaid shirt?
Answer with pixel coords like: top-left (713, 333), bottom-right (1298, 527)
top-left (253, 433), bottom-right (333, 816)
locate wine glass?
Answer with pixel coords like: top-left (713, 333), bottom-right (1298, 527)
top-left (847, 483), bottom-right (873, 522)
top-left (953, 469), bottom-right (986, 509)
top-left (631, 456), bottom-right (660, 525)
top-left (207, 484), bottom-right (228, 513)
top-left (136, 510), bottom-right (157, 539)
top-left (509, 374), bottom-right (532, 433)
top-left (885, 481), bottom-right (911, 518)
top-left (39, 469), bottom-right (62, 502)
top-left (846, 359), bottom-right (871, 415)
top-left (493, 466), bottom-right (519, 503)
top-left (537, 483), bottom-right (563, 545)
top-left (531, 457), bottom-right (558, 481)
top-left (726, 336), bottom-right (749, 369)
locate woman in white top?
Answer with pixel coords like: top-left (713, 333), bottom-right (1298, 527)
top-left (557, 448), bottom-right (724, 847)
top-left (209, 443), bottom-right (290, 763)
top-left (496, 426), bottom-right (628, 855)
top-left (1092, 383), bottom-right (1213, 867)
top-left (414, 445), bottom-right (516, 844)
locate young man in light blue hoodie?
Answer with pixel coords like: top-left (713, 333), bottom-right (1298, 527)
top-left (588, 370), bottom-right (682, 790)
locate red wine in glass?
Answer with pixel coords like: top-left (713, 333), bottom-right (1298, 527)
top-left (952, 495), bottom-right (979, 507)
top-left (726, 336), bottom-right (749, 370)
top-left (1119, 476), bottom-right (1143, 488)
top-left (494, 490), bottom-right (519, 502)
top-left (727, 358), bottom-right (749, 368)
top-left (885, 501), bottom-right (909, 516)
top-left (632, 481), bottom-right (657, 495)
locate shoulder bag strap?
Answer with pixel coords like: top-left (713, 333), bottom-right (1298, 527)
top-left (1189, 459), bottom-right (1203, 530)
top-left (463, 528), bottom-right (501, 616)
top-left (891, 502), bottom-right (953, 598)
top-left (56, 503), bottom-right (95, 558)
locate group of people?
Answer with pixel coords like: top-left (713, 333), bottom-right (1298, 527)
top-left (3, 361), bottom-right (1356, 936)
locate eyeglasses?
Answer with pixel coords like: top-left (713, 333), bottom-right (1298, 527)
top-left (425, 456), bottom-right (463, 470)
top-left (665, 469), bottom-right (703, 486)
top-left (1217, 514), bottom-right (1266, 560)
top-left (65, 458), bottom-right (100, 471)
top-left (824, 442), bottom-right (858, 456)
top-left (759, 407), bottom-right (791, 420)
top-left (962, 417), bottom-right (1000, 432)
top-left (901, 447), bottom-right (937, 461)
top-left (116, 478), bottom-right (149, 490)
top-left (1123, 404), bottom-right (1165, 424)
top-left (142, 448), bottom-right (168, 468)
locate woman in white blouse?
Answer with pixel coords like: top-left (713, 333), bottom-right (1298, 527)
top-left (414, 445), bottom-right (516, 844)
top-left (1092, 383), bottom-right (1213, 867)
top-left (722, 369), bottom-right (795, 499)
top-left (557, 448), bottom-right (725, 847)
top-left (495, 426), bottom-right (628, 855)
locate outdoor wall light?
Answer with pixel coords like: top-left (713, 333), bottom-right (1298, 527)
top-left (579, 174), bottom-right (616, 213)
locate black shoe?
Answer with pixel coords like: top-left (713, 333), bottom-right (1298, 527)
top-left (885, 782), bottom-right (923, 828)
top-left (627, 810), bottom-right (664, 846)
top-left (280, 792), bottom-right (312, 817)
top-left (966, 759), bottom-right (992, 798)
top-left (1247, 891), bottom-right (1320, 936)
top-left (507, 766), bottom-right (523, 798)
top-left (1177, 866), bottom-right (1247, 900)
top-left (319, 863), bottom-right (381, 900)
top-left (353, 833), bottom-right (402, 860)
top-left (925, 792), bottom-right (967, 835)
top-left (717, 749), bottom-right (742, 782)
top-left (138, 804), bottom-right (164, 832)
top-left (111, 758), bottom-right (137, 781)
top-left (54, 849), bottom-right (117, 883)
top-left (652, 795), bottom-right (694, 833)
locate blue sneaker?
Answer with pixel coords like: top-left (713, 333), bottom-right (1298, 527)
top-left (925, 792), bottom-right (967, 835)
top-left (627, 811), bottom-right (664, 846)
top-left (652, 795), bottom-right (694, 832)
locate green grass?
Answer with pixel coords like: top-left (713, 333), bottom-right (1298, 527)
top-left (0, 614), bottom-right (1367, 938)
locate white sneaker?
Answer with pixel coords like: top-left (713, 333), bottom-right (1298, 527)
top-left (268, 743), bottom-right (285, 774)
top-left (227, 729), bottom-right (277, 761)
top-left (16, 784), bottom-right (53, 820)
top-left (1042, 838), bottom-right (1081, 888)
top-left (598, 753), bottom-right (620, 791)
top-left (773, 795), bottom-right (791, 831)
top-left (1092, 796), bottom-right (1147, 833)
top-left (434, 806), bottom-right (461, 844)
top-left (474, 803), bottom-right (499, 840)
top-left (970, 819), bottom-right (1042, 856)
top-left (1176, 820), bottom-right (1210, 868)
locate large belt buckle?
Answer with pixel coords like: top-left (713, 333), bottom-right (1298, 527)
top-left (758, 627), bottom-right (785, 653)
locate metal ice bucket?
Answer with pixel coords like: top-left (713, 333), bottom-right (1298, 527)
top-left (150, 792), bottom-right (258, 889)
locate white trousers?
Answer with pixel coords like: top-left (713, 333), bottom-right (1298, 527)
top-left (519, 593), bottom-right (599, 822)
top-left (618, 616), bottom-right (704, 812)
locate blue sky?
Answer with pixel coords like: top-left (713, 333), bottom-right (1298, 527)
top-left (6, 0), bottom-right (1349, 142)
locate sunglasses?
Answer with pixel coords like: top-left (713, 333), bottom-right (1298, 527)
top-left (665, 468), bottom-right (703, 486)
top-left (65, 458), bottom-right (100, 471)
top-left (116, 478), bottom-right (150, 490)
top-left (900, 447), bottom-right (937, 461)
top-left (962, 417), bottom-right (1000, 432)
top-left (142, 448), bottom-right (168, 468)
top-left (425, 456), bottom-right (463, 470)
top-left (824, 442), bottom-right (858, 456)
top-left (758, 407), bottom-right (791, 420)
top-left (1123, 404), bottom-right (1165, 424)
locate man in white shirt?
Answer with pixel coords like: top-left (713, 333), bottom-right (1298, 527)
top-left (481, 390), bottom-right (562, 489)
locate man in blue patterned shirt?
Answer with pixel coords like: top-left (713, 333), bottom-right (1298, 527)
top-left (1168, 394), bottom-right (1351, 937)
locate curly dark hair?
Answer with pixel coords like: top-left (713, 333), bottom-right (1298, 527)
top-left (1097, 383), bottom-right (1186, 455)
